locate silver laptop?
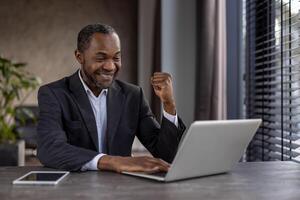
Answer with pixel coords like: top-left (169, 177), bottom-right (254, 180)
top-left (122, 119), bottom-right (261, 182)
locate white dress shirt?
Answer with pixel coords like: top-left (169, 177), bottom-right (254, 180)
top-left (78, 70), bottom-right (178, 171)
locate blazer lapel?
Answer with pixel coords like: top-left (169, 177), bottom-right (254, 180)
top-left (106, 81), bottom-right (125, 154)
top-left (68, 71), bottom-right (99, 151)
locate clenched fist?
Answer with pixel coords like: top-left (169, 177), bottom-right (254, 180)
top-left (151, 72), bottom-right (176, 115)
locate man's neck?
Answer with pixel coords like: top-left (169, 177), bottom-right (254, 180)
top-left (79, 70), bottom-right (102, 97)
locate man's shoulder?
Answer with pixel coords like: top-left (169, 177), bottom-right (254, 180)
top-left (38, 72), bottom-right (76, 94)
top-left (39, 77), bottom-right (68, 92)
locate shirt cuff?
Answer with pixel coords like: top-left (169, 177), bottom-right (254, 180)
top-left (81, 153), bottom-right (106, 171)
top-left (163, 109), bottom-right (178, 128)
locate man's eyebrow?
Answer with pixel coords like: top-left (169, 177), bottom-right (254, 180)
top-left (95, 52), bottom-right (107, 56)
top-left (95, 51), bottom-right (121, 56)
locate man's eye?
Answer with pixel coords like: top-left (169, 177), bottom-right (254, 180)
top-left (114, 57), bottom-right (121, 61)
top-left (96, 58), bottom-right (105, 61)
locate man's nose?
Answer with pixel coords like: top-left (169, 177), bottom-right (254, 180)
top-left (103, 60), bottom-right (115, 71)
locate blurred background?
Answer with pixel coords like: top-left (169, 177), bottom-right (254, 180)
top-left (0, 0), bottom-right (299, 166)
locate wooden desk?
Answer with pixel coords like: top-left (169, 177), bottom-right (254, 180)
top-left (0, 161), bottom-right (299, 200)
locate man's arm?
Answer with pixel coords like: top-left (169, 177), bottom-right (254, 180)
top-left (96, 72), bottom-right (185, 173)
top-left (133, 72), bottom-right (186, 163)
top-left (37, 85), bottom-right (98, 171)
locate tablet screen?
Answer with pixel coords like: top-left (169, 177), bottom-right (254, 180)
top-left (20, 172), bottom-right (66, 181)
top-left (13, 171), bottom-right (69, 185)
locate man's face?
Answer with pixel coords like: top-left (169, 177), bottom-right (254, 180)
top-left (75, 32), bottom-right (121, 90)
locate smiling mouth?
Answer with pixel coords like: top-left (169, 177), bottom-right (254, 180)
top-left (96, 73), bottom-right (114, 80)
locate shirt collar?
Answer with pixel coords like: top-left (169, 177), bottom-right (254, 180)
top-left (78, 69), bottom-right (108, 97)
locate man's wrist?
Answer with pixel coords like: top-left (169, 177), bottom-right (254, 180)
top-left (163, 101), bottom-right (176, 115)
top-left (82, 154), bottom-right (106, 171)
top-left (97, 155), bottom-right (119, 172)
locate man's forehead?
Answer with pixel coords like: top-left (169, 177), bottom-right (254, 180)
top-left (89, 32), bottom-right (120, 48)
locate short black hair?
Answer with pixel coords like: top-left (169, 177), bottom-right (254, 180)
top-left (77, 23), bottom-right (116, 52)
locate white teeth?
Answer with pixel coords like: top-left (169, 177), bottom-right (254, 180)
top-left (100, 74), bottom-right (113, 79)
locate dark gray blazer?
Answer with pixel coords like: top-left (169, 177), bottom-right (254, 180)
top-left (37, 71), bottom-right (186, 171)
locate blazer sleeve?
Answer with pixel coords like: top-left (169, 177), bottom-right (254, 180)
top-left (136, 88), bottom-right (186, 163)
top-left (37, 85), bottom-right (98, 171)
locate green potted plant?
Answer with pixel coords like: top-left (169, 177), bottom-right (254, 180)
top-left (0, 56), bottom-right (41, 166)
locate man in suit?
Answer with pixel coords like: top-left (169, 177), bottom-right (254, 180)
top-left (37, 23), bottom-right (185, 172)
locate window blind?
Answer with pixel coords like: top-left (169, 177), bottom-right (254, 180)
top-left (245, 0), bottom-right (300, 162)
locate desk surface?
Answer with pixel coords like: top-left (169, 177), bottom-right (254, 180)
top-left (0, 161), bottom-right (299, 200)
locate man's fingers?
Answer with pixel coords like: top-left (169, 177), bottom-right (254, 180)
top-left (151, 76), bottom-right (171, 81)
top-left (116, 156), bottom-right (170, 173)
top-left (147, 157), bottom-right (170, 168)
top-left (143, 163), bottom-right (168, 173)
top-left (158, 158), bottom-right (171, 167)
top-left (151, 78), bottom-right (170, 85)
top-left (120, 162), bottom-right (167, 173)
top-left (153, 86), bottom-right (161, 91)
top-left (151, 74), bottom-right (170, 79)
top-left (151, 73), bottom-right (172, 81)
top-left (151, 82), bottom-right (168, 88)
top-left (119, 163), bottom-right (157, 173)
top-left (143, 157), bottom-right (170, 172)
top-left (151, 83), bottom-right (167, 88)
top-left (153, 72), bottom-right (172, 78)
top-left (141, 166), bottom-right (162, 174)
top-left (151, 79), bottom-right (170, 84)
top-left (151, 76), bottom-right (172, 87)
top-left (136, 156), bottom-right (170, 172)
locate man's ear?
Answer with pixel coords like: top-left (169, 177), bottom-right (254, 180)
top-left (75, 50), bottom-right (84, 64)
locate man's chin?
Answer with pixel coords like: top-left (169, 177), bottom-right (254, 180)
top-left (93, 73), bottom-right (117, 89)
top-left (95, 80), bottom-right (113, 89)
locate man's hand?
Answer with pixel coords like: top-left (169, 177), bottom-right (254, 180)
top-left (98, 155), bottom-right (170, 173)
top-left (151, 72), bottom-right (176, 115)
